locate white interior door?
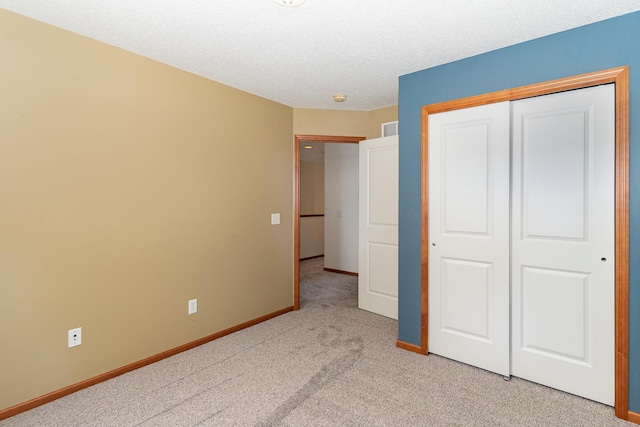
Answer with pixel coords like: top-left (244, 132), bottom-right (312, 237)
top-left (358, 135), bottom-right (399, 319)
top-left (428, 102), bottom-right (511, 376)
top-left (510, 84), bottom-right (615, 405)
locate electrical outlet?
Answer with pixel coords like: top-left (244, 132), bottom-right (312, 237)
top-left (188, 299), bottom-right (198, 315)
top-left (68, 327), bottom-right (82, 348)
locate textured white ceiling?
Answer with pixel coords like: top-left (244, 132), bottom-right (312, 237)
top-left (1, 1), bottom-right (639, 111)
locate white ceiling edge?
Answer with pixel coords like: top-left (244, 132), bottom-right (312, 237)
top-left (1, 1), bottom-right (639, 111)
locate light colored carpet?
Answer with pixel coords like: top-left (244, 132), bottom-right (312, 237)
top-left (1, 257), bottom-right (633, 426)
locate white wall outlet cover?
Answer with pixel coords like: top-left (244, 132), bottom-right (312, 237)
top-left (68, 327), bottom-right (82, 348)
top-left (188, 298), bottom-right (198, 314)
top-left (271, 213), bottom-right (281, 225)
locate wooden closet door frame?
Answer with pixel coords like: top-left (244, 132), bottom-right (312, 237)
top-left (417, 67), bottom-right (630, 420)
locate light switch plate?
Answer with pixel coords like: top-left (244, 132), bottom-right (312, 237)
top-left (271, 213), bottom-right (281, 225)
top-left (188, 299), bottom-right (197, 315)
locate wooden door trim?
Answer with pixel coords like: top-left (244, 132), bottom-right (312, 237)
top-left (294, 134), bottom-right (365, 310)
top-left (419, 67), bottom-right (630, 420)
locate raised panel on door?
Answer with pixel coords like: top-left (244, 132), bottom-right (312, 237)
top-left (440, 258), bottom-right (492, 340)
top-left (358, 135), bottom-right (398, 319)
top-left (428, 102), bottom-right (510, 376)
top-left (511, 84), bottom-right (615, 405)
top-left (520, 267), bottom-right (590, 361)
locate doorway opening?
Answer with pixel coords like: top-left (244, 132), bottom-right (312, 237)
top-left (294, 134), bottom-right (365, 310)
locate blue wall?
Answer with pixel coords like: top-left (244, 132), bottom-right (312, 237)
top-left (398, 11), bottom-right (639, 412)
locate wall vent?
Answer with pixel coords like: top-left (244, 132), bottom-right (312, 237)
top-left (381, 121), bottom-right (399, 137)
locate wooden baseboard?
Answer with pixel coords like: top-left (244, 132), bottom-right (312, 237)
top-left (628, 411), bottom-right (640, 424)
top-left (300, 254), bottom-right (324, 261)
top-left (323, 268), bottom-right (358, 277)
top-left (396, 339), bottom-right (427, 355)
top-left (0, 306), bottom-right (294, 421)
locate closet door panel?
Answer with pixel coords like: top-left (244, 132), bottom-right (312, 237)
top-left (428, 102), bottom-right (510, 376)
top-left (511, 84), bottom-right (615, 405)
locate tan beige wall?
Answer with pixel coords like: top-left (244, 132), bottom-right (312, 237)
top-left (0, 10), bottom-right (293, 410)
top-left (367, 105), bottom-right (399, 139)
top-left (293, 108), bottom-right (369, 137)
top-left (299, 160), bottom-right (325, 259)
top-left (293, 106), bottom-right (397, 139)
top-left (299, 161), bottom-right (324, 215)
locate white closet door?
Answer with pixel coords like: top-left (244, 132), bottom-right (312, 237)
top-left (511, 85), bottom-right (615, 405)
top-left (358, 135), bottom-right (399, 319)
top-left (428, 102), bottom-right (511, 376)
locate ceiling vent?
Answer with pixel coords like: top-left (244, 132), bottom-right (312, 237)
top-left (381, 121), bottom-right (399, 137)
